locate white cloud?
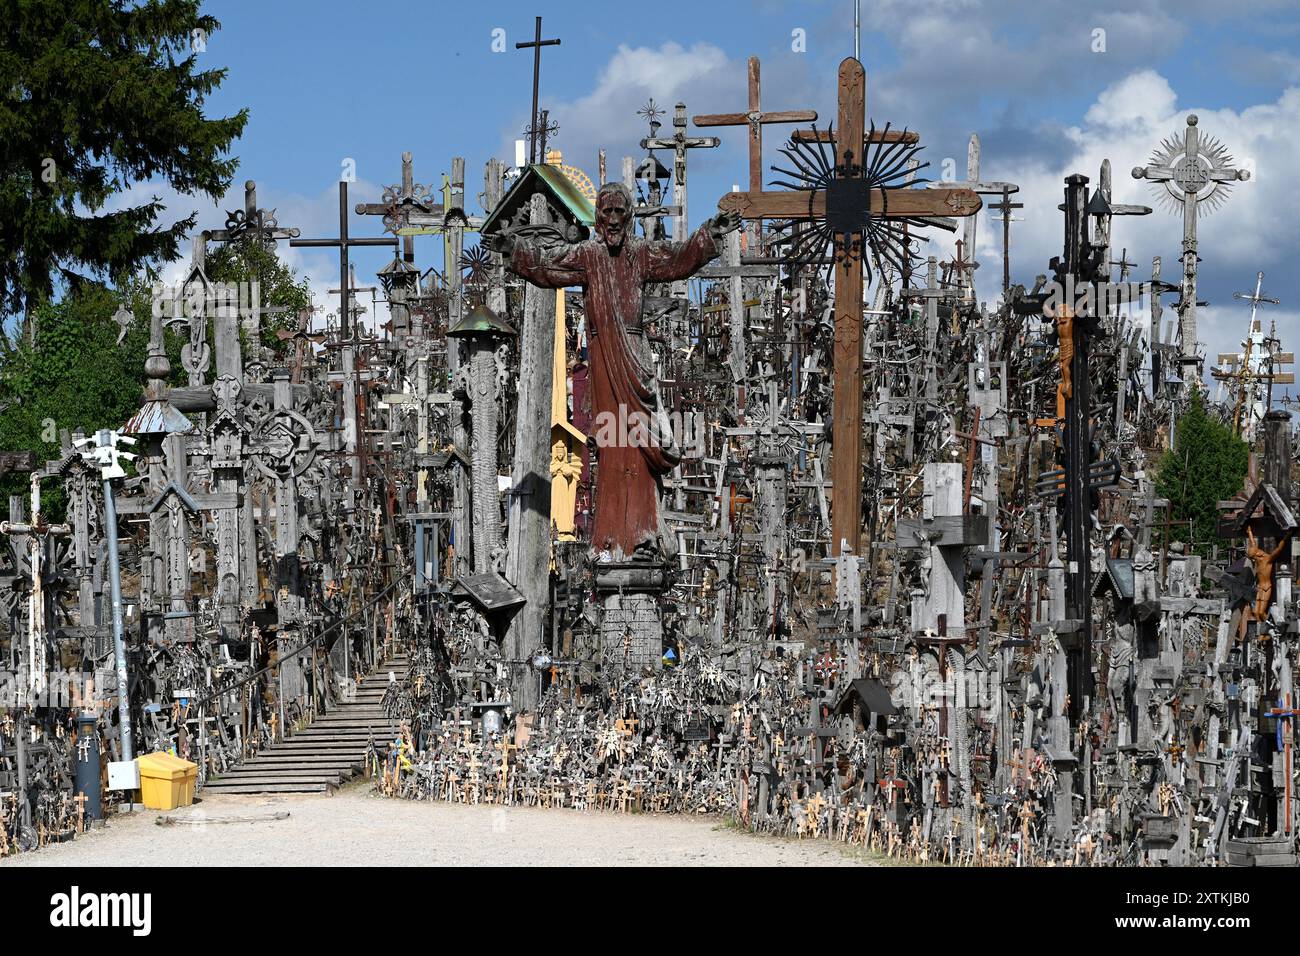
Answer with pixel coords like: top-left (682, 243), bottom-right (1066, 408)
top-left (1083, 70), bottom-right (1177, 130)
top-left (504, 41), bottom-right (738, 173)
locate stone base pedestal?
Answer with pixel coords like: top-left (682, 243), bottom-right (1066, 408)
top-left (596, 562), bottom-right (669, 674)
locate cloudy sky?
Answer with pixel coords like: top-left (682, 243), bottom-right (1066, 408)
top-left (138, 0), bottom-right (1300, 386)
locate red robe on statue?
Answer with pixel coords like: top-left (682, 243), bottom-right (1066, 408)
top-left (510, 227), bottom-right (720, 557)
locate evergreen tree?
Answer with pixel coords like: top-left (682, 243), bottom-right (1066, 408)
top-left (1155, 390), bottom-right (1249, 554)
top-left (0, 0), bottom-right (247, 320)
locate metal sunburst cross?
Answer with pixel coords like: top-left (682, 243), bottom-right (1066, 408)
top-left (1133, 113), bottom-right (1250, 380)
top-left (708, 57), bottom-right (982, 558)
top-left (637, 98), bottom-right (666, 137)
top-left (768, 119), bottom-right (934, 284)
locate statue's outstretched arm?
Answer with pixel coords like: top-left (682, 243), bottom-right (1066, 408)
top-left (504, 237), bottom-right (587, 289)
top-left (643, 212), bottom-right (740, 283)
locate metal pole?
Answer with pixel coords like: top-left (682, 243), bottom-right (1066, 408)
top-left (102, 475), bottom-right (132, 762)
top-left (338, 182), bottom-right (350, 340)
top-left (529, 17), bottom-right (541, 164)
top-left (854, 0), bottom-right (860, 60)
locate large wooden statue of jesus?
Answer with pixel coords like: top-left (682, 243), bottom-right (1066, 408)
top-left (489, 183), bottom-right (740, 560)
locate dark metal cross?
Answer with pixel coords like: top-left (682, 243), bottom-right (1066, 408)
top-left (516, 16), bottom-right (561, 165)
top-left (291, 181), bottom-right (397, 339)
top-left (1053, 173), bottom-right (1107, 716)
top-left (987, 188), bottom-right (1023, 295)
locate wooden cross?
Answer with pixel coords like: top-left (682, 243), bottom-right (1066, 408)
top-left (712, 58), bottom-right (981, 557)
top-left (642, 100), bottom-right (720, 250)
top-left (353, 151), bottom-right (440, 264)
top-left (693, 56), bottom-right (817, 193)
top-left (922, 133), bottom-right (1017, 286)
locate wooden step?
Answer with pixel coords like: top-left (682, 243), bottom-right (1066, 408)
top-left (201, 781), bottom-right (332, 794)
top-left (306, 724), bottom-right (393, 733)
top-left (240, 754), bottom-right (358, 764)
top-left (240, 763), bottom-right (356, 774)
top-left (211, 772), bottom-right (345, 785)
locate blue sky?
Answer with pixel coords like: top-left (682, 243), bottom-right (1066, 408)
top-left (155, 0), bottom-right (1300, 379)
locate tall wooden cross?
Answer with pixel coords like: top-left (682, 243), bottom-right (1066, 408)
top-left (923, 134), bottom-right (1019, 294)
top-left (922, 134), bottom-right (1017, 286)
top-left (712, 57), bottom-right (981, 557)
top-left (516, 16), bottom-right (561, 165)
top-left (641, 100), bottom-right (720, 263)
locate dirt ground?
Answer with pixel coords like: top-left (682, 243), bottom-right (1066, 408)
top-left (1, 782), bottom-right (877, 867)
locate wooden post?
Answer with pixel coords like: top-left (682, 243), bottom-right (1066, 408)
top-left (830, 58), bottom-right (865, 557)
top-left (503, 193), bottom-right (556, 712)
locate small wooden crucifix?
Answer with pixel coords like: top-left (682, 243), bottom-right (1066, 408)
top-left (711, 57), bottom-right (982, 557)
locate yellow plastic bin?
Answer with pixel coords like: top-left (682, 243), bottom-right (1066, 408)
top-left (136, 752), bottom-right (198, 810)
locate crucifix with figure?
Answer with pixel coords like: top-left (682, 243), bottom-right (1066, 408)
top-left (710, 57), bottom-right (982, 557)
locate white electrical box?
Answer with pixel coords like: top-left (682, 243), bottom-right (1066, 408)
top-left (107, 759), bottom-right (139, 791)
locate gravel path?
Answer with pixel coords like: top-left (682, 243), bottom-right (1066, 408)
top-left (1, 782), bottom-right (875, 867)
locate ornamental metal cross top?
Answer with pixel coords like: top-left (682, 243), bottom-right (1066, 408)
top-left (203, 180), bottom-right (301, 249)
top-left (354, 151), bottom-right (440, 263)
top-left (1132, 114), bottom-right (1250, 378)
top-left (516, 16), bottom-right (561, 165)
top-left (711, 57), bottom-right (982, 557)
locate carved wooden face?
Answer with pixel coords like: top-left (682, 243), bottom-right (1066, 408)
top-left (595, 190), bottom-right (630, 250)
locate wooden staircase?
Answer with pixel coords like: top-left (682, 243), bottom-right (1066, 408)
top-left (202, 656), bottom-right (406, 795)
